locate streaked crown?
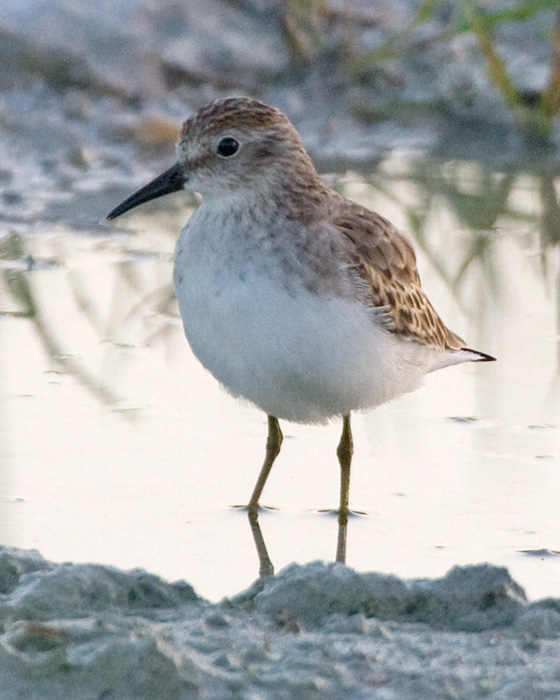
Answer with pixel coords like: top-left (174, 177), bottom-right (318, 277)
top-left (175, 97), bottom-right (322, 199)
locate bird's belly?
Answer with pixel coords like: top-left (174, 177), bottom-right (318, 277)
top-left (174, 253), bottom-right (428, 424)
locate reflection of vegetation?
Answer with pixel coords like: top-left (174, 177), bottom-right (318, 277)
top-left (0, 231), bottom-right (176, 411)
top-left (538, 175), bottom-right (560, 374)
top-left (406, 164), bottom-right (517, 294)
top-left (367, 158), bottom-right (558, 270)
top-left (0, 232), bottom-right (121, 407)
top-left (539, 175), bottom-right (560, 254)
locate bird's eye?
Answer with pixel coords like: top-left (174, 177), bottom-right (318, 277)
top-left (217, 136), bottom-right (239, 157)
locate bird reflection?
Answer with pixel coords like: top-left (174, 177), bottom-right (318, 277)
top-left (247, 510), bottom-right (275, 578)
top-left (246, 509), bottom-right (348, 580)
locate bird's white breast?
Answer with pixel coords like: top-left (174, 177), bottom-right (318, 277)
top-left (173, 203), bottom-right (432, 424)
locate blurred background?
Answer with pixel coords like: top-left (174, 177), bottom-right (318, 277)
top-left (0, 0), bottom-right (559, 601)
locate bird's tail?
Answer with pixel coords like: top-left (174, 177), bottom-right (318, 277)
top-left (461, 348), bottom-right (496, 362)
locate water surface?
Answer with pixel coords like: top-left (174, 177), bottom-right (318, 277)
top-left (1, 155), bottom-right (558, 601)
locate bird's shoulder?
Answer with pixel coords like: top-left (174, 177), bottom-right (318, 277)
top-left (329, 193), bottom-right (419, 284)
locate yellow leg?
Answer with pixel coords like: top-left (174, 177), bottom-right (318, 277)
top-left (247, 416), bottom-right (283, 511)
top-left (337, 414), bottom-right (353, 520)
top-left (336, 414), bottom-right (353, 563)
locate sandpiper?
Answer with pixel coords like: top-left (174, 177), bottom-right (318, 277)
top-left (107, 97), bottom-right (494, 526)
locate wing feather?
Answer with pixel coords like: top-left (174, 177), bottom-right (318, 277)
top-left (332, 197), bottom-right (464, 351)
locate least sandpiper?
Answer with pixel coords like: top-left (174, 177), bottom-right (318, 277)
top-left (107, 97), bottom-right (494, 529)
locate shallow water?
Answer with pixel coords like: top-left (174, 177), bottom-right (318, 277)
top-left (1, 154), bottom-right (559, 603)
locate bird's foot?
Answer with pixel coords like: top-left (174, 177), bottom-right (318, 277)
top-left (230, 503), bottom-right (279, 515)
top-left (315, 508), bottom-right (367, 518)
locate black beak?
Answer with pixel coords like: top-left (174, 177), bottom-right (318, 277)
top-left (106, 163), bottom-right (186, 220)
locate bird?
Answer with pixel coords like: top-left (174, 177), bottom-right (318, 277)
top-left (107, 96), bottom-right (495, 528)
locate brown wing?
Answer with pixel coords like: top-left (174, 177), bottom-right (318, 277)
top-left (332, 197), bottom-right (464, 351)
